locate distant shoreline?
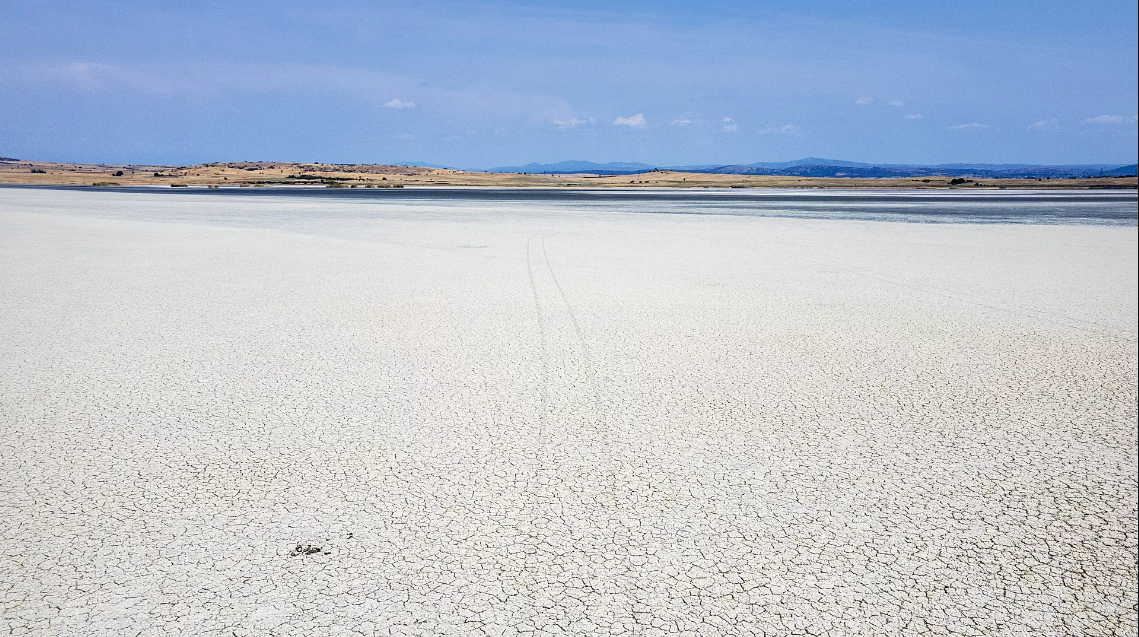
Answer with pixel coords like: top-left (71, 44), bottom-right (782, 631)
top-left (2, 159), bottom-right (1136, 190)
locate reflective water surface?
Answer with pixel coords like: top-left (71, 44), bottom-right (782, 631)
top-left (4, 185), bottom-right (1137, 226)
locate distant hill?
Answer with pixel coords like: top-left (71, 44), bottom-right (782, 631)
top-left (1102, 164), bottom-right (1138, 177)
top-left (743, 157), bottom-right (870, 169)
top-left (489, 160), bottom-right (657, 175)
top-left (702, 162), bottom-right (1133, 179)
top-left (486, 157), bottom-right (1137, 178)
top-left (391, 160), bottom-right (456, 170)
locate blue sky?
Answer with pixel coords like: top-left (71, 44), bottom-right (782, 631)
top-left (1, 1), bottom-right (1136, 167)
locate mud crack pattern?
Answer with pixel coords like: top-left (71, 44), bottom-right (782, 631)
top-left (1, 189), bottom-right (1136, 636)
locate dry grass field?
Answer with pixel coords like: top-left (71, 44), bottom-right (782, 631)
top-left (2, 158), bottom-right (1135, 190)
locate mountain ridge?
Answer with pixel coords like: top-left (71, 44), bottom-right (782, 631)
top-left (487, 158), bottom-right (1137, 179)
top-left (487, 160), bottom-right (657, 175)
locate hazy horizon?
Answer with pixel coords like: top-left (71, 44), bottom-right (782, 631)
top-left (2, 1), bottom-right (1137, 168)
top-left (4, 156), bottom-right (1136, 173)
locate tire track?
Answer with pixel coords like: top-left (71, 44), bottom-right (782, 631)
top-left (541, 235), bottom-right (605, 434)
top-left (524, 235), bottom-right (549, 430)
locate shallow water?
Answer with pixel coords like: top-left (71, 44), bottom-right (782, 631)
top-left (4, 185), bottom-right (1137, 225)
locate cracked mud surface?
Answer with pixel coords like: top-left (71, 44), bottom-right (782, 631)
top-left (1, 189), bottom-right (1136, 636)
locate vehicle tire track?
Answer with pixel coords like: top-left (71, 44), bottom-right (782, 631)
top-left (525, 235), bottom-right (550, 431)
top-left (541, 235), bottom-right (605, 435)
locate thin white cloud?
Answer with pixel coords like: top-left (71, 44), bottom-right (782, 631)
top-left (1028, 118), bottom-right (1059, 130)
top-left (722, 117), bottom-right (738, 132)
top-left (384, 98), bottom-right (415, 109)
top-left (889, 100), bottom-right (904, 107)
top-left (10, 61), bottom-right (173, 94)
top-left (57, 62), bottom-right (114, 90)
top-left (758, 124), bottom-right (798, 135)
top-left (950, 123), bottom-right (987, 130)
top-left (669, 117), bottom-right (694, 125)
top-left (904, 113), bottom-right (924, 119)
top-left (1085, 114), bottom-right (1125, 124)
top-left (397, 133), bottom-right (414, 140)
top-left (0, 61), bottom-right (576, 126)
top-left (614, 113), bottom-right (646, 127)
top-left (855, 97), bottom-right (873, 105)
top-left (553, 117), bottom-right (592, 127)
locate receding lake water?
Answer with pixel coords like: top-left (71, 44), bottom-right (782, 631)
top-left (3, 185), bottom-right (1137, 226)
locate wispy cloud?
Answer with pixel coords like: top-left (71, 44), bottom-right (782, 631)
top-left (889, 100), bottom-right (904, 107)
top-left (553, 117), bottom-right (592, 127)
top-left (721, 117), bottom-right (738, 132)
top-left (758, 124), bottom-right (798, 135)
top-left (1028, 118), bottom-right (1059, 130)
top-left (855, 97), bottom-right (872, 105)
top-left (613, 113), bottom-right (646, 127)
top-left (950, 123), bottom-right (987, 130)
top-left (1085, 114), bottom-right (1126, 124)
top-left (904, 113), bottom-right (923, 119)
top-left (0, 61), bottom-right (576, 126)
top-left (669, 117), bottom-right (693, 126)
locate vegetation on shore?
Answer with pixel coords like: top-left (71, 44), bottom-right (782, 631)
top-left (1, 159), bottom-right (1135, 190)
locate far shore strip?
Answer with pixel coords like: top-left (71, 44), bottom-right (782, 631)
top-left (2, 159), bottom-right (1136, 190)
